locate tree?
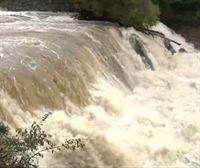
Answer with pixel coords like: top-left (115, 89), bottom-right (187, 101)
top-left (0, 0), bottom-right (160, 29)
top-left (71, 0), bottom-right (160, 29)
top-left (0, 118), bottom-right (84, 168)
top-left (154, 0), bottom-right (200, 26)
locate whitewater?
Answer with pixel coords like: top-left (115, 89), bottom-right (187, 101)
top-left (0, 11), bottom-right (199, 168)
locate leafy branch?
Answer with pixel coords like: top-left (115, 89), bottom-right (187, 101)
top-left (0, 114), bottom-right (85, 168)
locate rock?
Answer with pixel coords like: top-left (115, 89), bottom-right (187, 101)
top-left (129, 34), bottom-right (155, 70)
top-left (179, 48), bottom-right (187, 53)
top-left (164, 39), bottom-right (176, 55)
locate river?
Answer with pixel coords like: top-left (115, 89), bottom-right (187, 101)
top-left (0, 11), bottom-right (199, 168)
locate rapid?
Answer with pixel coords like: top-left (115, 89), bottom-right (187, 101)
top-left (0, 11), bottom-right (199, 168)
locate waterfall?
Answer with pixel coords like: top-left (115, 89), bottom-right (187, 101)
top-left (0, 11), bottom-right (200, 168)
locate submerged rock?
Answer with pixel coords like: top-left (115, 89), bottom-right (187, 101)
top-left (179, 48), bottom-right (187, 53)
top-left (163, 39), bottom-right (176, 55)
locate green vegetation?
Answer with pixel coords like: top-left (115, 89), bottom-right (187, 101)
top-left (0, 0), bottom-right (199, 27)
top-left (0, 119), bottom-right (84, 168)
top-left (70, 0), bottom-right (160, 29)
top-left (0, 0), bottom-right (160, 29)
top-left (154, 0), bottom-right (200, 26)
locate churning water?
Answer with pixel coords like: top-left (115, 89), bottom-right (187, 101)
top-left (0, 11), bottom-right (199, 168)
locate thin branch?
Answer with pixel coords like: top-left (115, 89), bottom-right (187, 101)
top-left (142, 29), bottom-right (181, 46)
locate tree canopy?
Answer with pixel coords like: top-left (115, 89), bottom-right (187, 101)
top-left (0, 0), bottom-right (199, 29)
top-left (69, 0), bottom-right (160, 29)
top-left (154, 0), bottom-right (200, 26)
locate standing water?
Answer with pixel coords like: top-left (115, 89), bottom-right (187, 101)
top-left (0, 12), bottom-right (199, 168)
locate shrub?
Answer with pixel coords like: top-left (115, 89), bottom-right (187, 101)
top-left (71, 0), bottom-right (160, 29)
top-left (0, 0), bottom-right (160, 29)
top-left (0, 120), bottom-right (84, 168)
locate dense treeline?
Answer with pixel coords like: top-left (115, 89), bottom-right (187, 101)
top-left (0, 0), bottom-right (159, 29)
top-left (154, 0), bottom-right (200, 26)
top-left (0, 0), bottom-right (199, 28)
top-left (71, 0), bottom-right (159, 29)
top-left (0, 0), bottom-right (69, 11)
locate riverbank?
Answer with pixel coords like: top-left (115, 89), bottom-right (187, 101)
top-left (1, 4), bottom-right (199, 49)
top-left (173, 26), bottom-right (200, 49)
top-left (0, 6), bottom-right (7, 11)
top-left (0, 11), bottom-right (199, 168)
top-left (0, 1), bottom-right (68, 11)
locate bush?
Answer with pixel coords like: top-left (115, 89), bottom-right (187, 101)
top-left (71, 0), bottom-right (160, 29)
top-left (0, 0), bottom-right (160, 29)
top-left (1, 0), bottom-right (199, 27)
top-left (0, 119), bottom-right (84, 168)
top-left (154, 0), bottom-right (200, 26)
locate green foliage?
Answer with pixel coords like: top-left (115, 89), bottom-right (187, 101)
top-left (153, 0), bottom-right (200, 26)
top-left (70, 0), bottom-right (160, 29)
top-left (0, 0), bottom-right (160, 29)
top-left (0, 120), bottom-right (84, 168)
top-left (0, 122), bottom-right (9, 135)
top-left (1, 0), bottom-right (198, 27)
